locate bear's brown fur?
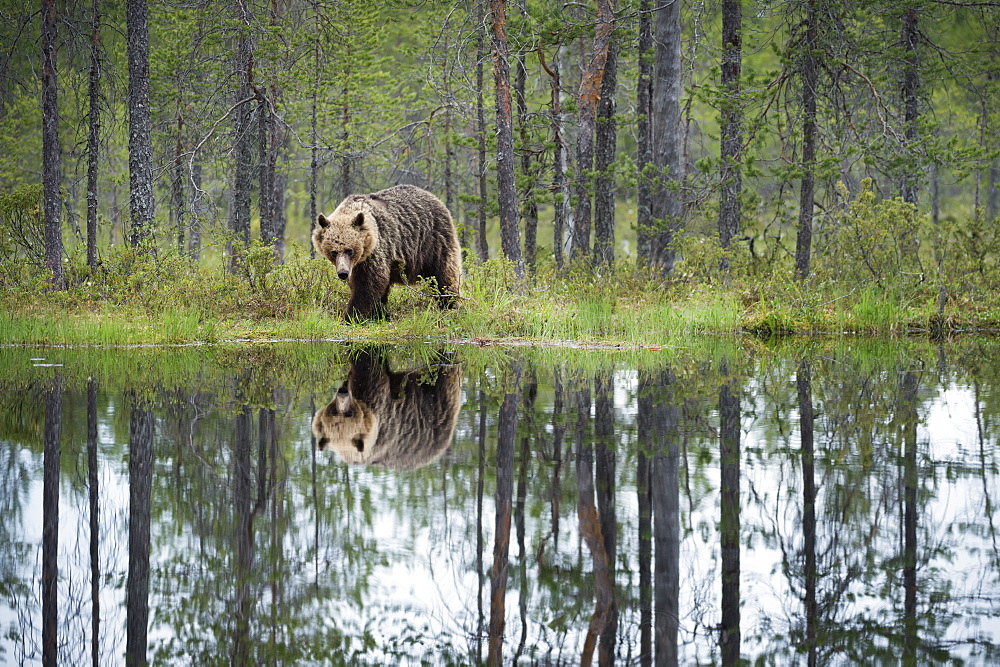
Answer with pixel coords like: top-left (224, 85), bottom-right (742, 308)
top-left (312, 185), bottom-right (461, 321)
top-left (312, 348), bottom-right (462, 471)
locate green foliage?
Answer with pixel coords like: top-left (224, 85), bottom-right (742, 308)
top-left (938, 210), bottom-right (1000, 296)
top-left (816, 180), bottom-right (923, 291)
top-left (0, 184), bottom-right (45, 281)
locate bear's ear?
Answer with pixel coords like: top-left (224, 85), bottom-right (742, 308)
top-left (352, 212), bottom-right (365, 228)
top-left (317, 437), bottom-right (330, 451)
top-left (317, 213), bottom-right (331, 229)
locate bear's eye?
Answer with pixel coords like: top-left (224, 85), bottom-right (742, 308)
top-left (344, 248), bottom-right (354, 257)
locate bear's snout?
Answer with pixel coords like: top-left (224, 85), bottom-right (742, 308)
top-left (338, 270), bottom-right (348, 281)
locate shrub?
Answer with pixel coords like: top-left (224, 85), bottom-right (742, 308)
top-left (816, 179), bottom-right (924, 291)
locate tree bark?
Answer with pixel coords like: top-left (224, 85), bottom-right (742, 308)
top-left (649, 0), bottom-right (683, 274)
top-left (901, 5), bottom-right (919, 206)
top-left (476, 0), bottom-right (490, 263)
top-left (309, 21), bottom-right (320, 259)
top-left (636, 0), bottom-right (653, 265)
top-left (86, 0), bottom-right (101, 269)
top-left (229, 30), bottom-right (253, 272)
top-left (514, 14), bottom-right (537, 275)
top-left (127, 0), bottom-right (154, 247)
top-left (988, 159), bottom-right (999, 223)
top-left (189, 161), bottom-right (202, 261)
top-left (172, 93), bottom-right (186, 256)
top-left (718, 0), bottom-right (742, 266)
top-left (593, 39), bottom-right (619, 268)
top-left (42, 0), bottom-right (63, 285)
top-left (489, 0), bottom-right (525, 280)
top-left (795, 0), bottom-right (817, 279)
top-left (540, 46), bottom-right (570, 270)
top-left (258, 96), bottom-right (279, 249)
top-left (571, 0), bottom-right (617, 263)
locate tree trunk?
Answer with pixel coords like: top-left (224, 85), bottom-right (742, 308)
top-left (444, 69), bottom-right (456, 248)
top-left (86, 0), bottom-right (100, 269)
top-left (636, 0), bottom-right (653, 265)
top-left (340, 55), bottom-right (352, 201)
top-left (989, 159), bottom-right (999, 222)
top-left (514, 19), bottom-right (537, 275)
top-left (258, 98), bottom-right (276, 247)
top-left (571, 0), bottom-right (616, 263)
top-left (490, 0), bottom-right (524, 280)
top-left (189, 161), bottom-right (202, 261)
top-left (274, 170), bottom-right (287, 260)
top-left (795, 0), bottom-right (817, 279)
top-left (593, 39), bottom-right (619, 268)
top-left (901, 5), bottom-right (919, 206)
top-left (476, 0), bottom-right (490, 263)
top-left (718, 0), bottom-right (742, 267)
top-left (649, 0), bottom-right (683, 274)
top-left (309, 23), bottom-right (320, 259)
top-left (172, 95), bottom-right (186, 256)
top-left (127, 0), bottom-right (154, 247)
top-left (540, 46), bottom-right (569, 270)
top-left (229, 31), bottom-right (254, 272)
top-left (42, 0), bottom-right (63, 286)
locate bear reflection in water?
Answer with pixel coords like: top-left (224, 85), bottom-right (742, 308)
top-left (312, 348), bottom-right (462, 471)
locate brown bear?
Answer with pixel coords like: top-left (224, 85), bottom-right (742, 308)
top-left (312, 347), bottom-right (463, 471)
top-left (312, 185), bottom-right (462, 321)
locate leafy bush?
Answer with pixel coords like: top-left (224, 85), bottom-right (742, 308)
top-left (0, 184), bottom-right (45, 285)
top-left (937, 210), bottom-right (1000, 297)
top-left (815, 179), bottom-right (924, 291)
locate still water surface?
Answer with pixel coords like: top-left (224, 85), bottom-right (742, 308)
top-left (1, 340), bottom-right (999, 664)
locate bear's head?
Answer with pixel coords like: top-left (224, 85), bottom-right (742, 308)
top-left (312, 384), bottom-right (382, 465)
top-left (312, 201), bottom-right (380, 281)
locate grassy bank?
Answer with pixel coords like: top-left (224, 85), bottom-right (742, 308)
top-left (3, 238), bottom-right (1000, 347)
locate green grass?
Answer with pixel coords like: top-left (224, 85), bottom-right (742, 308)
top-left (3, 242), bottom-right (1000, 348)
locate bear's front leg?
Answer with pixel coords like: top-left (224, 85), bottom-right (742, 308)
top-left (345, 272), bottom-right (390, 322)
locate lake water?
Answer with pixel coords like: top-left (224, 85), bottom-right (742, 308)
top-left (1, 339), bottom-right (999, 665)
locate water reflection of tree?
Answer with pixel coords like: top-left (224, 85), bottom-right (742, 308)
top-left (42, 374), bottom-right (61, 666)
top-left (3, 343), bottom-right (1000, 663)
top-left (719, 362), bottom-right (741, 666)
top-left (487, 361), bottom-right (520, 665)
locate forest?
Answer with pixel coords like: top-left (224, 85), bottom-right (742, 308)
top-left (1, 0), bottom-right (999, 342)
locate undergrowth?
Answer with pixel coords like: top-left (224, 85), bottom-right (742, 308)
top-left (4, 179), bottom-right (1000, 345)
